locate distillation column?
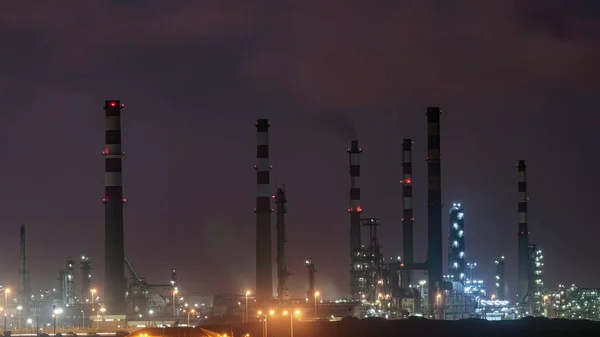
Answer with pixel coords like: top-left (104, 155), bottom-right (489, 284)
top-left (275, 186), bottom-right (290, 302)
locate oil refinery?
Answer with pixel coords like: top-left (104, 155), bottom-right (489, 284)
top-left (2, 100), bottom-right (600, 336)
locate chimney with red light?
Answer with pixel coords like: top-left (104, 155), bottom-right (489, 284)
top-left (401, 138), bottom-right (414, 287)
top-left (348, 140), bottom-right (362, 300)
top-left (103, 100), bottom-right (126, 315)
top-left (255, 119), bottom-right (273, 303)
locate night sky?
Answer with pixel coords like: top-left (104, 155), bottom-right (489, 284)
top-left (0, 1), bottom-right (599, 301)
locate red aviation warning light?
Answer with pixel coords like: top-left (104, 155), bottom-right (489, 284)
top-left (404, 177), bottom-right (412, 184)
top-left (109, 101), bottom-right (117, 107)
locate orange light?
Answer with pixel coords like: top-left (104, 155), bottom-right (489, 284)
top-left (356, 206), bottom-right (362, 212)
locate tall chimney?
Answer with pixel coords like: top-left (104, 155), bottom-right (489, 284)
top-left (19, 223), bottom-right (30, 307)
top-left (517, 160), bottom-right (530, 313)
top-left (103, 100), bottom-right (126, 314)
top-left (401, 139), bottom-right (414, 288)
top-left (274, 186), bottom-right (290, 302)
top-left (426, 107), bottom-right (443, 312)
top-left (348, 140), bottom-right (362, 299)
top-left (255, 119), bottom-right (273, 302)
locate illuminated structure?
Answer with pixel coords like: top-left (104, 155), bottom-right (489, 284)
top-left (448, 203), bottom-right (466, 282)
top-left (104, 100), bottom-right (127, 314)
top-left (255, 119), bottom-right (273, 302)
top-left (517, 160), bottom-right (531, 314)
top-left (361, 218), bottom-right (383, 303)
top-left (274, 186), bottom-right (291, 302)
top-left (348, 140), bottom-right (364, 300)
top-left (81, 255), bottom-right (92, 302)
top-left (529, 244), bottom-right (544, 316)
top-left (495, 256), bottom-right (506, 301)
top-left (552, 285), bottom-right (600, 321)
top-left (426, 107), bottom-right (444, 313)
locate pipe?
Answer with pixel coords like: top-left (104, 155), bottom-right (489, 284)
top-left (255, 119), bottom-right (273, 302)
top-left (103, 100), bottom-right (126, 314)
top-left (517, 160), bottom-right (530, 313)
top-left (401, 139), bottom-right (414, 288)
top-left (426, 107), bottom-right (443, 315)
top-left (348, 140), bottom-right (362, 299)
top-left (275, 186), bottom-right (289, 302)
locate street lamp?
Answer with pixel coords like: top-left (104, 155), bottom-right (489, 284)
top-left (4, 289), bottom-right (10, 309)
top-left (245, 291), bottom-right (251, 323)
top-left (283, 310), bottom-right (301, 337)
top-left (172, 288), bottom-right (179, 322)
top-left (17, 306), bottom-right (22, 330)
top-left (314, 292), bottom-right (320, 318)
top-left (257, 310), bottom-right (275, 337)
top-left (187, 309), bottom-right (195, 326)
top-left (99, 307), bottom-right (106, 330)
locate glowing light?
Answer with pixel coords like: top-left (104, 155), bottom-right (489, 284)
top-left (356, 206), bottom-right (362, 212)
top-left (109, 101), bottom-right (117, 107)
top-left (404, 178), bottom-right (412, 184)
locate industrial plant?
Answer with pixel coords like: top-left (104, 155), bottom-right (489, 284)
top-left (2, 100), bottom-right (600, 336)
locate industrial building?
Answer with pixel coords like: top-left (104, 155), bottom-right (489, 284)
top-left (495, 256), bottom-right (507, 301)
top-left (4, 99), bottom-right (588, 329)
top-left (528, 245), bottom-right (544, 316)
top-left (448, 203), bottom-right (466, 282)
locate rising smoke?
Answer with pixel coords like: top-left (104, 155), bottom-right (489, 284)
top-left (319, 110), bottom-right (358, 140)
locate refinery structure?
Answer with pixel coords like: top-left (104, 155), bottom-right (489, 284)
top-left (3, 101), bottom-right (600, 334)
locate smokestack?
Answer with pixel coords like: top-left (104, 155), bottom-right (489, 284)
top-left (305, 258), bottom-right (316, 300)
top-left (103, 100), bottom-right (126, 314)
top-left (81, 255), bottom-right (92, 302)
top-left (348, 140), bottom-right (362, 299)
top-left (517, 160), bottom-right (530, 312)
top-left (401, 139), bottom-right (414, 287)
top-left (426, 107), bottom-right (443, 311)
top-left (255, 119), bottom-right (273, 302)
top-left (274, 186), bottom-right (290, 302)
top-left (19, 223), bottom-right (30, 307)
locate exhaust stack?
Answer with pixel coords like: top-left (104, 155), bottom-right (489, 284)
top-left (401, 139), bottom-right (414, 288)
top-left (274, 186), bottom-right (291, 302)
top-left (255, 119), bottom-right (273, 302)
top-left (517, 160), bottom-right (530, 312)
top-left (103, 100), bottom-right (126, 314)
top-left (348, 140), bottom-right (363, 299)
top-left (426, 107), bottom-right (443, 312)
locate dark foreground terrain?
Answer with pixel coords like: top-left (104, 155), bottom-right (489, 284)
top-left (225, 317), bottom-right (600, 337)
top-left (139, 317), bottom-right (600, 337)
